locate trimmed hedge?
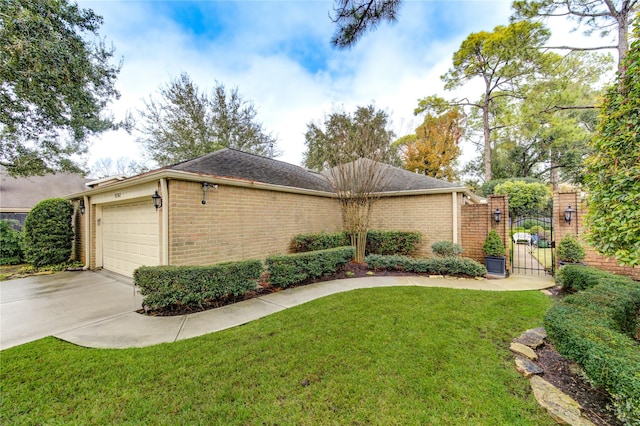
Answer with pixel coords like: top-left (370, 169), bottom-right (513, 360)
top-left (266, 246), bottom-right (355, 288)
top-left (0, 220), bottom-right (24, 265)
top-left (431, 241), bottom-right (463, 257)
top-left (557, 265), bottom-right (633, 292)
top-left (290, 230), bottom-right (421, 256)
top-left (365, 254), bottom-right (487, 277)
top-left (134, 260), bottom-right (263, 310)
top-left (545, 273), bottom-right (640, 424)
top-left (23, 198), bottom-right (74, 267)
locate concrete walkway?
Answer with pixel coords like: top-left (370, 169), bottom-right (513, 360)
top-left (51, 273), bottom-right (554, 350)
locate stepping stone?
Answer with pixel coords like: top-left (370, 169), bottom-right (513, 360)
top-left (530, 375), bottom-right (595, 426)
top-left (510, 342), bottom-right (538, 361)
top-left (515, 327), bottom-right (547, 348)
top-left (515, 356), bottom-right (543, 377)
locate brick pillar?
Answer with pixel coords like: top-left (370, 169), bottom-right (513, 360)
top-left (489, 195), bottom-right (509, 270)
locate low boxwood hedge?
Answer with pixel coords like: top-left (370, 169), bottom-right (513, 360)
top-left (544, 273), bottom-right (640, 424)
top-left (365, 254), bottom-right (487, 278)
top-left (134, 259), bottom-right (263, 310)
top-left (556, 265), bottom-right (633, 292)
top-left (266, 246), bottom-right (355, 288)
top-left (290, 230), bottom-right (421, 255)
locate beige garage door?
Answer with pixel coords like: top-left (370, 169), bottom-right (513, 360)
top-left (102, 199), bottom-right (160, 277)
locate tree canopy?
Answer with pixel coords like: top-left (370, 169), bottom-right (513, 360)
top-left (585, 22), bottom-right (640, 266)
top-left (397, 109), bottom-right (463, 181)
top-left (303, 105), bottom-right (397, 171)
top-left (136, 73), bottom-right (277, 166)
top-left (0, 0), bottom-right (121, 176)
top-left (512, 0), bottom-right (637, 68)
top-left (330, 0), bottom-right (401, 48)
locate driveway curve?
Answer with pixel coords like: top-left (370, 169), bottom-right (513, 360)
top-left (1, 271), bottom-right (554, 350)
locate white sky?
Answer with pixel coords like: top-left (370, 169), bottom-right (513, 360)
top-left (77, 0), bottom-right (611, 176)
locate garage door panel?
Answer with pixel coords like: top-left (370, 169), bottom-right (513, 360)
top-left (102, 200), bottom-right (159, 277)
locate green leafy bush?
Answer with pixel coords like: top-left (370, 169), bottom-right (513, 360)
top-left (290, 231), bottom-right (349, 252)
top-left (365, 230), bottom-right (421, 255)
top-left (520, 219), bottom-right (549, 230)
top-left (557, 234), bottom-right (586, 263)
top-left (482, 230), bottom-right (506, 257)
top-left (0, 220), bottom-right (24, 265)
top-left (481, 177), bottom-right (542, 197)
top-left (365, 254), bottom-right (487, 277)
top-left (266, 246), bottom-right (355, 288)
top-left (290, 230), bottom-right (421, 256)
top-left (493, 180), bottom-right (551, 215)
top-left (23, 198), bottom-right (74, 267)
top-left (545, 274), bottom-right (640, 424)
top-left (556, 265), bottom-right (633, 292)
top-left (431, 241), bottom-right (464, 257)
top-left (134, 259), bottom-right (263, 311)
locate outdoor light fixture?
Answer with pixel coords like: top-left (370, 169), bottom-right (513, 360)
top-left (79, 199), bottom-right (85, 215)
top-left (152, 190), bottom-right (162, 211)
top-left (564, 205), bottom-right (576, 224)
top-left (493, 208), bottom-right (502, 224)
top-left (201, 182), bottom-right (218, 205)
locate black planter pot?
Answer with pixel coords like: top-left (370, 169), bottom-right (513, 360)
top-left (485, 256), bottom-right (507, 277)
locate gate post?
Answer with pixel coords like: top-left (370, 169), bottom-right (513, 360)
top-left (489, 195), bottom-right (509, 272)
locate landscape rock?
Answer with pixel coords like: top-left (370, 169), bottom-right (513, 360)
top-left (530, 375), bottom-right (595, 426)
top-left (515, 356), bottom-right (544, 377)
top-left (510, 342), bottom-right (538, 360)
top-left (515, 327), bottom-right (547, 348)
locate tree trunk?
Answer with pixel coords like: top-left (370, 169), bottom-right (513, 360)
top-left (483, 97), bottom-right (492, 182)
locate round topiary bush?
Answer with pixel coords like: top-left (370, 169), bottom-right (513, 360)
top-left (0, 220), bottom-right (24, 265)
top-left (557, 234), bottom-right (586, 264)
top-left (23, 198), bottom-right (74, 267)
top-left (483, 230), bottom-right (506, 257)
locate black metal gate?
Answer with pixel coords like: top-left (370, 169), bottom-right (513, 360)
top-left (509, 207), bottom-right (555, 276)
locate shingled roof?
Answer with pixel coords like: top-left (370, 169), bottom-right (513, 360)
top-left (167, 148), bottom-right (334, 193)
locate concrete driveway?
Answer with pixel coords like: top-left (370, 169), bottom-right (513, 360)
top-left (0, 271), bottom-right (142, 350)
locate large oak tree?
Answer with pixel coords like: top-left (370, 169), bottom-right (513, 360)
top-left (0, 0), bottom-right (121, 176)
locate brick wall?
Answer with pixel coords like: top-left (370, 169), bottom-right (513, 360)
top-left (371, 193), bottom-right (462, 258)
top-left (168, 180), bottom-right (343, 266)
top-left (555, 191), bottom-right (639, 280)
top-left (71, 200), bottom-right (87, 264)
top-left (460, 195), bottom-right (509, 267)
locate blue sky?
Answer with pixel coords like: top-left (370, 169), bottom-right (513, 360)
top-left (77, 0), bottom-right (586, 174)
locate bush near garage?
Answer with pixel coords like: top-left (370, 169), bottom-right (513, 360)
top-left (0, 219), bottom-right (24, 265)
top-left (266, 246), bottom-right (355, 288)
top-left (23, 198), bottom-right (74, 267)
top-left (290, 230), bottom-right (421, 256)
top-left (431, 241), bottom-right (463, 257)
top-left (365, 254), bottom-right (487, 277)
top-left (134, 260), bottom-right (263, 311)
top-left (544, 272), bottom-right (640, 425)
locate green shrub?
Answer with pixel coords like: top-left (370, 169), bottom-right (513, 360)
top-left (134, 259), bottom-right (263, 311)
top-left (557, 234), bottom-right (586, 263)
top-left (365, 254), bottom-right (487, 277)
top-left (431, 241), bottom-right (463, 257)
top-left (290, 231), bottom-right (349, 252)
top-left (545, 274), bottom-right (640, 424)
top-left (481, 177), bottom-right (542, 197)
top-left (23, 198), bottom-right (74, 267)
top-left (365, 230), bottom-right (421, 255)
top-left (266, 246), bottom-right (355, 288)
top-left (0, 220), bottom-right (24, 265)
top-left (482, 230), bottom-right (506, 257)
top-left (520, 219), bottom-right (548, 230)
top-left (493, 180), bottom-right (551, 215)
top-left (290, 230), bottom-right (421, 256)
top-left (556, 265), bottom-right (633, 291)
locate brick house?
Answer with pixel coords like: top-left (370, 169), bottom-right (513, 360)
top-left (69, 149), bottom-right (480, 277)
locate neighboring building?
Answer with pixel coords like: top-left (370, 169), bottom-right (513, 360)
top-left (68, 149), bottom-right (480, 278)
top-left (0, 167), bottom-right (91, 229)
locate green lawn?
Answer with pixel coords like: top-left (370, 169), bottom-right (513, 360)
top-left (531, 247), bottom-right (554, 269)
top-left (1, 287), bottom-right (554, 425)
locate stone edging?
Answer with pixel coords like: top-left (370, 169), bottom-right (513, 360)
top-left (511, 327), bottom-right (595, 426)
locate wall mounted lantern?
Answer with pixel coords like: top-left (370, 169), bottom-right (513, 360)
top-left (79, 199), bottom-right (86, 215)
top-left (152, 190), bottom-right (162, 211)
top-left (564, 205), bottom-right (576, 224)
top-left (201, 182), bottom-right (218, 205)
top-left (493, 208), bottom-right (502, 224)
